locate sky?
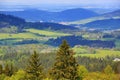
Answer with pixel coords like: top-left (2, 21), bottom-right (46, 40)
top-left (0, 0), bottom-right (120, 5)
top-left (0, 0), bottom-right (120, 11)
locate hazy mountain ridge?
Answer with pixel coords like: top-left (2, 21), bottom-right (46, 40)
top-left (82, 19), bottom-right (120, 29)
top-left (0, 13), bottom-right (77, 31)
top-left (102, 9), bottom-right (120, 18)
top-left (0, 8), bottom-right (99, 22)
top-left (69, 9), bottom-right (120, 25)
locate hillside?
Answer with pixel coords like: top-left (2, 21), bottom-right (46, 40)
top-left (0, 13), bottom-right (77, 32)
top-left (69, 9), bottom-right (120, 25)
top-left (82, 19), bottom-right (120, 29)
top-left (0, 13), bottom-right (75, 45)
top-left (0, 8), bottom-right (98, 22)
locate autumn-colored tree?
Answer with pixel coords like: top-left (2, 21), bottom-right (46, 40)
top-left (77, 65), bottom-right (88, 80)
top-left (104, 65), bottom-right (114, 74)
top-left (25, 51), bottom-right (44, 80)
top-left (50, 40), bottom-right (79, 80)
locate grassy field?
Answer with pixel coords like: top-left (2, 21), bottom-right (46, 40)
top-left (73, 47), bottom-right (120, 58)
top-left (0, 32), bottom-right (39, 39)
top-left (0, 29), bottom-right (71, 40)
top-left (0, 29), bottom-right (72, 45)
top-left (25, 29), bottom-right (71, 37)
top-left (68, 17), bottom-right (107, 24)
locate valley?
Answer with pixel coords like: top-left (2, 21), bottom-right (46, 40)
top-left (0, 6), bottom-right (120, 80)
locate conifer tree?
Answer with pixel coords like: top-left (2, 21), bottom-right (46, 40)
top-left (4, 63), bottom-right (14, 76)
top-left (0, 64), bottom-right (3, 74)
top-left (50, 40), bottom-right (79, 80)
top-left (26, 51), bottom-right (44, 80)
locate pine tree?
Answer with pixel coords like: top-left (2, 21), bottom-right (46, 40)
top-left (0, 64), bottom-right (3, 74)
top-left (50, 40), bottom-right (79, 80)
top-left (26, 51), bottom-right (44, 80)
top-left (4, 63), bottom-right (14, 76)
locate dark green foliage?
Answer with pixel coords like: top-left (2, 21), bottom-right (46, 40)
top-left (46, 35), bottom-right (115, 48)
top-left (0, 64), bottom-right (3, 74)
top-left (76, 56), bottom-right (115, 72)
top-left (82, 19), bottom-right (120, 29)
top-left (25, 51), bottom-right (44, 80)
top-left (113, 61), bottom-right (120, 74)
top-left (50, 40), bottom-right (79, 80)
top-left (4, 63), bottom-right (15, 76)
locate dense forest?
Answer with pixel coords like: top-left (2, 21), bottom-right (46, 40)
top-left (0, 13), bottom-right (77, 32)
top-left (0, 40), bottom-right (119, 80)
top-left (46, 36), bottom-right (115, 48)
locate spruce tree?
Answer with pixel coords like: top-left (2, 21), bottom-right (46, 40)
top-left (0, 64), bottom-right (3, 74)
top-left (50, 40), bottom-right (79, 80)
top-left (26, 51), bottom-right (44, 80)
top-left (4, 63), bottom-right (14, 76)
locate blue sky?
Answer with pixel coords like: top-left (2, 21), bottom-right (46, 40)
top-left (0, 0), bottom-right (120, 11)
top-left (0, 0), bottom-right (120, 5)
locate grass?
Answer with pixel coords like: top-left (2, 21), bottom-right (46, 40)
top-left (0, 32), bottom-right (40, 39)
top-left (68, 17), bottom-right (107, 24)
top-left (25, 29), bottom-right (71, 37)
top-left (0, 29), bottom-right (71, 40)
top-left (0, 29), bottom-right (71, 45)
top-left (73, 47), bottom-right (120, 58)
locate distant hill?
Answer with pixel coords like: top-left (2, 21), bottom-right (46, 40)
top-left (0, 14), bottom-right (25, 27)
top-left (102, 9), bottom-right (120, 18)
top-left (82, 19), bottom-right (120, 29)
top-left (69, 9), bottom-right (120, 25)
top-left (0, 8), bottom-right (98, 22)
top-left (0, 13), bottom-right (77, 32)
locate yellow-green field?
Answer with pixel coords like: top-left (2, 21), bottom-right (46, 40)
top-left (25, 29), bottom-right (71, 37)
top-left (0, 33), bottom-right (39, 39)
top-left (73, 47), bottom-right (120, 58)
top-left (68, 17), bottom-right (109, 24)
top-left (0, 29), bottom-right (71, 40)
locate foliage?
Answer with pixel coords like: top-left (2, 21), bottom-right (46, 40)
top-left (50, 40), bottom-right (79, 80)
top-left (83, 72), bottom-right (119, 80)
top-left (77, 65), bottom-right (88, 80)
top-left (46, 35), bottom-right (115, 48)
top-left (4, 63), bottom-right (16, 77)
top-left (104, 65), bottom-right (114, 74)
top-left (25, 51), bottom-right (44, 80)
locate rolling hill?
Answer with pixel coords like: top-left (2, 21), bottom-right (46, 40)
top-left (0, 13), bottom-right (74, 45)
top-left (0, 8), bottom-right (98, 22)
top-left (82, 19), bottom-right (120, 29)
top-left (0, 13), bottom-right (77, 32)
top-left (69, 9), bottom-right (120, 25)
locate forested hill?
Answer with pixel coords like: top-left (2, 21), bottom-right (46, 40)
top-left (46, 36), bottom-right (115, 48)
top-left (102, 9), bottom-right (120, 17)
top-left (0, 8), bottom-right (98, 22)
top-left (82, 19), bottom-right (120, 29)
top-left (0, 14), bottom-right (25, 27)
top-left (69, 9), bottom-right (120, 25)
top-left (0, 13), bottom-right (77, 31)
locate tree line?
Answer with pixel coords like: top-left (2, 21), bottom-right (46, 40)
top-left (0, 40), bottom-right (119, 80)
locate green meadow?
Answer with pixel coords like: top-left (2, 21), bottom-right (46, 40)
top-left (25, 29), bottom-right (71, 37)
top-left (73, 47), bottom-right (120, 58)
